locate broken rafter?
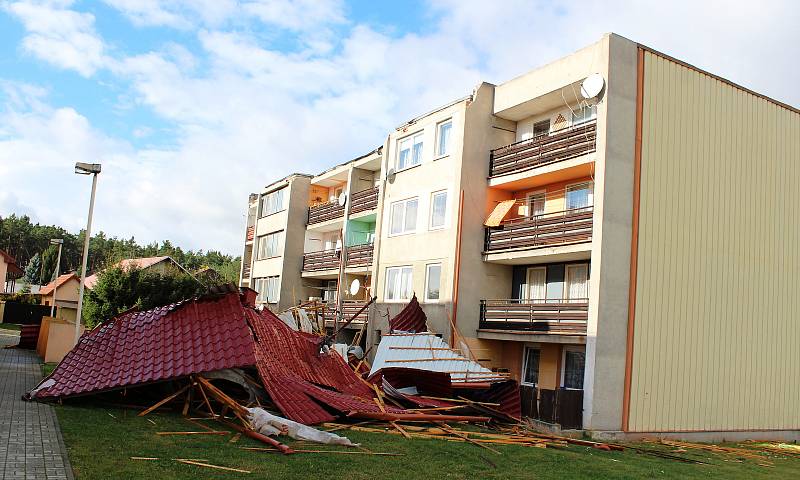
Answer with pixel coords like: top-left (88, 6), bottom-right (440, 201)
top-left (138, 384), bottom-right (190, 417)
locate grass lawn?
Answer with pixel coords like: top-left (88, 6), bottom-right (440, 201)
top-left (0, 323), bottom-right (22, 331)
top-left (52, 403), bottom-right (800, 480)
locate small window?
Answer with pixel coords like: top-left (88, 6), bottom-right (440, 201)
top-left (562, 347), bottom-right (586, 389)
top-left (565, 182), bottom-right (593, 211)
top-left (397, 132), bottom-right (424, 170)
top-left (260, 188), bottom-right (285, 217)
top-left (429, 191), bottom-right (447, 229)
top-left (256, 230), bottom-right (283, 259)
top-left (522, 347), bottom-right (541, 386)
top-left (389, 198), bottom-right (418, 235)
top-left (572, 105), bottom-right (597, 125)
top-left (436, 120), bottom-right (452, 157)
top-left (424, 263), bottom-right (441, 302)
top-left (526, 191), bottom-right (545, 218)
top-left (385, 266), bottom-right (413, 301)
top-left (532, 120), bottom-right (550, 139)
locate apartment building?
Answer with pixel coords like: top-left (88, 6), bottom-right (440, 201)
top-left (240, 33), bottom-right (799, 439)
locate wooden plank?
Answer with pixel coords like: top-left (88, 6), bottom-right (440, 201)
top-left (175, 459), bottom-right (251, 473)
top-left (138, 385), bottom-right (190, 417)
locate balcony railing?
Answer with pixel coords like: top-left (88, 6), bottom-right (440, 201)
top-left (489, 120), bottom-right (597, 177)
top-left (245, 225), bottom-right (255, 242)
top-left (349, 186), bottom-right (379, 215)
top-left (308, 200), bottom-right (345, 225)
top-left (323, 300), bottom-right (369, 325)
top-left (241, 263), bottom-right (251, 279)
top-left (479, 299), bottom-right (588, 334)
top-left (302, 249), bottom-right (340, 271)
top-left (345, 243), bottom-right (373, 268)
top-left (485, 206), bottom-right (593, 252)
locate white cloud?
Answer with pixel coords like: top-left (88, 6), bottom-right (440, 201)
top-left (4, 0), bottom-right (107, 76)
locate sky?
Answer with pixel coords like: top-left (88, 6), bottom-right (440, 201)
top-left (1, 0), bottom-right (798, 256)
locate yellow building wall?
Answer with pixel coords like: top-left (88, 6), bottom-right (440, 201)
top-left (629, 51), bottom-right (800, 432)
top-left (513, 176), bottom-right (594, 219)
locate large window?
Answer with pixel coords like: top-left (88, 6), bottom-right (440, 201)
top-left (260, 188), bottom-right (285, 217)
top-left (429, 191), bottom-right (447, 229)
top-left (562, 347), bottom-right (586, 389)
top-left (522, 347), bottom-right (541, 386)
top-left (425, 263), bottom-right (441, 302)
top-left (254, 276), bottom-right (280, 303)
top-left (565, 182), bottom-right (593, 211)
top-left (565, 263), bottom-right (589, 302)
top-left (389, 197), bottom-right (418, 235)
top-left (397, 132), bottom-right (424, 170)
top-left (385, 266), bottom-right (413, 301)
top-left (256, 230), bottom-right (283, 259)
top-left (436, 120), bottom-right (452, 157)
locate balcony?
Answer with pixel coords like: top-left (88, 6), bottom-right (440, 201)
top-left (241, 263), bottom-right (251, 279)
top-left (489, 120), bottom-right (596, 178)
top-left (302, 249), bottom-right (340, 272)
top-left (245, 225), bottom-right (254, 242)
top-left (485, 207), bottom-right (593, 253)
top-left (345, 243), bottom-right (373, 268)
top-left (323, 300), bottom-right (369, 325)
top-left (349, 186), bottom-right (379, 215)
top-left (479, 299), bottom-right (588, 335)
top-left (308, 200), bottom-right (345, 225)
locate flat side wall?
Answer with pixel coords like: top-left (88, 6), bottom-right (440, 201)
top-left (628, 50), bottom-right (800, 432)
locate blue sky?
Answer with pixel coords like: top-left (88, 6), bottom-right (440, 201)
top-left (1, 0), bottom-right (798, 255)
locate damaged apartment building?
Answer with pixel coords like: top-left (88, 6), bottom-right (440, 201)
top-left (239, 33), bottom-right (800, 440)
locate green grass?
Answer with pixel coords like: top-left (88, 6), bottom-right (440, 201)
top-left (0, 323), bottom-right (21, 331)
top-left (42, 362), bottom-right (58, 377)
top-left (52, 404), bottom-right (800, 480)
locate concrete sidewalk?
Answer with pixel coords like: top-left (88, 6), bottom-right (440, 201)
top-left (0, 328), bottom-right (73, 480)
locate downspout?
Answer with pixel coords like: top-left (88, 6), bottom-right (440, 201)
top-left (367, 142), bottom-right (390, 353)
top-left (450, 189), bottom-right (465, 346)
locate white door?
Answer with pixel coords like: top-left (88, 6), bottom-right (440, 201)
top-left (526, 267), bottom-right (546, 303)
top-left (565, 264), bottom-right (588, 302)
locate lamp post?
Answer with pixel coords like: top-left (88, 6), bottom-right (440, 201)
top-left (74, 162), bottom-right (101, 345)
top-left (49, 239), bottom-right (63, 317)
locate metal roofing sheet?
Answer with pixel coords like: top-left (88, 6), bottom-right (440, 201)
top-left (388, 295), bottom-right (427, 333)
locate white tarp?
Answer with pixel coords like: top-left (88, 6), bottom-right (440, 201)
top-left (248, 408), bottom-right (357, 446)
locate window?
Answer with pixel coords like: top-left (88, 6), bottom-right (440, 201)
top-left (532, 119), bottom-right (550, 139)
top-left (565, 263), bottom-right (589, 302)
top-left (562, 347), bottom-right (586, 389)
top-left (565, 182), bottom-right (593, 211)
top-left (572, 105), bottom-right (597, 125)
top-left (526, 191), bottom-right (545, 217)
top-left (522, 347), bottom-right (541, 386)
top-left (425, 263), bottom-right (441, 302)
top-left (429, 191), bottom-right (447, 229)
top-left (389, 198), bottom-right (418, 235)
top-left (397, 132), bottom-right (424, 170)
top-left (260, 188), bottom-right (285, 217)
top-left (254, 276), bottom-right (280, 303)
top-left (323, 280), bottom-right (337, 303)
top-left (436, 120), bottom-right (452, 157)
top-left (385, 266), bottom-right (413, 301)
top-left (256, 230), bottom-right (283, 259)
top-left (526, 267), bottom-right (546, 302)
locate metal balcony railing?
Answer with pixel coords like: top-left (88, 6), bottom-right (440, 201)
top-left (479, 299), bottom-right (588, 334)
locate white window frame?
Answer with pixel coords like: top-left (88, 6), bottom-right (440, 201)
top-left (526, 190), bottom-right (545, 218)
top-left (560, 345), bottom-right (586, 390)
top-left (564, 181), bottom-right (594, 211)
top-left (384, 265), bottom-right (413, 302)
top-left (260, 188), bottom-right (285, 217)
top-left (389, 197), bottom-right (418, 236)
top-left (525, 266), bottom-right (547, 302)
top-left (564, 263), bottom-right (589, 302)
top-left (429, 190), bottom-right (447, 230)
top-left (396, 131), bottom-right (424, 171)
top-left (424, 263), bottom-right (442, 303)
top-left (521, 345), bottom-right (541, 387)
top-left (256, 230), bottom-right (283, 260)
top-left (254, 276), bottom-right (280, 304)
top-left (435, 119), bottom-right (452, 158)
top-left (571, 104), bottom-right (597, 125)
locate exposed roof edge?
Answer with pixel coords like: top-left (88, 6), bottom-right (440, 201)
top-left (394, 94), bottom-right (473, 131)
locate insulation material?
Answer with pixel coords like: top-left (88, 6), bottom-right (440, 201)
top-left (388, 295), bottom-right (427, 333)
top-left (248, 408), bottom-right (356, 446)
top-left (484, 199), bottom-right (516, 227)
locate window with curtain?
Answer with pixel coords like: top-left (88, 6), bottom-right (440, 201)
top-left (256, 230), bottom-right (283, 259)
top-left (385, 266), bottom-right (413, 301)
top-left (526, 267), bottom-right (546, 302)
top-left (436, 120), bottom-right (452, 156)
top-left (254, 276), bottom-right (280, 303)
top-left (566, 264), bottom-right (588, 301)
top-left (527, 192), bottom-right (545, 217)
top-left (425, 263), bottom-right (441, 302)
top-left (398, 132), bottom-right (424, 170)
top-left (429, 191), bottom-right (447, 229)
top-left (389, 198), bottom-right (418, 235)
top-left (522, 347), bottom-right (541, 386)
top-left (565, 182), bottom-right (593, 211)
top-left (260, 188), bottom-right (285, 217)
top-left (563, 348), bottom-right (586, 389)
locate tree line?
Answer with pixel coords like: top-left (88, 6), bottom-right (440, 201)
top-left (0, 214), bottom-right (241, 286)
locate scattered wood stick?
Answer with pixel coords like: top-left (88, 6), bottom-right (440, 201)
top-left (229, 433), bottom-right (242, 443)
top-left (437, 423), bottom-right (501, 455)
top-left (240, 447), bottom-right (402, 456)
top-left (175, 459), bottom-right (251, 473)
top-left (138, 385), bottom-right (190, 416)
top-left (156, 431), bottom-right (229, 436)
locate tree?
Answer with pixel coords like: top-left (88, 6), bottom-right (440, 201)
top-left (82, 266), bottom-right (209, 328)
top-left (22, 253), bottom-right (41, 289)
top-left (40, 244), bottom-right (60, 285)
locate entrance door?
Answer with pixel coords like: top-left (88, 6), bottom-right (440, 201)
top-left (526, 267), bottom-right (546, 303)
top-left (565, 264), bottom-right (588, 303)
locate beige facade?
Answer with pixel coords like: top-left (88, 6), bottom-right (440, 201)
top-left (239, 33), bottom-right (800, 438)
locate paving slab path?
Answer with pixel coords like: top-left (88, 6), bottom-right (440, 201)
top-left (0, 328), bottom-right (73, 480)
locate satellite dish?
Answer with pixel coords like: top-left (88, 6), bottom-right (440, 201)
top-left (337, 191), bottom-right (348, 206)
top-left (580, 73), bottom-right (605, 100)
top-left (386, 168), bottom-right (396, 184)
top-left (349, 278), bottom-right (361, 296)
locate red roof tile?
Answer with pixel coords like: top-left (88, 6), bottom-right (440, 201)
top-left (388, 295), bottom-right (427, 333)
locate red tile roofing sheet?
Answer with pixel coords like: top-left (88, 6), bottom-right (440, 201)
top-left (30, 292), bottom-right (257, 399)
top-left (388, 295), bottom-right (427, 333)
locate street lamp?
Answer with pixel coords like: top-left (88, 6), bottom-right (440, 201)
top-left (74, 162), bottom-right (101, 345)
top-left (49, 239), bottom-right (63, 317)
